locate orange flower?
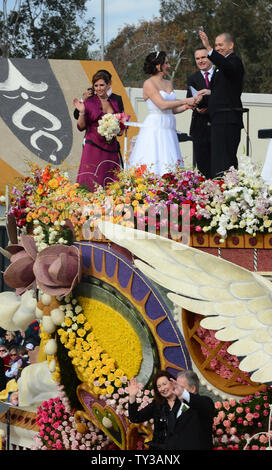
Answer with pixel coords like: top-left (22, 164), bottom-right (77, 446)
top-left (135, 165), bottom-right (147, 177)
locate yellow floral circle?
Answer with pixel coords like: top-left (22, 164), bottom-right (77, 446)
top-left (78, 297), bottom-right (142, 380)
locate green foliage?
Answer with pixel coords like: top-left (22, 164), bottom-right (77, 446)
top-left (0, 0), bottom-right (98, 59)
top-left (106, 0), bottom-right (272, 93)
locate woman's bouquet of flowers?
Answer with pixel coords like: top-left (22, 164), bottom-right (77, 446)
top-left (97, 112), bottom-right (130, 142)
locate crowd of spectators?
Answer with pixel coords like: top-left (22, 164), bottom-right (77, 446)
top-left (0, 320), bottom-right (40, 392)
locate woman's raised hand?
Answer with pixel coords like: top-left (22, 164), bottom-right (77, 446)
top-left (127, 377), bottom-right (140, 399)
top-left (73, 98), bottom-right (85, 113)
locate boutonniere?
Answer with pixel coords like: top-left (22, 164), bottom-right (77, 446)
top-left (182, 403), bottom-right (189, 412)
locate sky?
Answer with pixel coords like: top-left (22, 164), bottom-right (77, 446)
top-left (86, 0), bottom-right (161, 51)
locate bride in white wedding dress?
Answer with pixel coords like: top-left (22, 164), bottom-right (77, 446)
top-left (129, 51), bottom-right (200, 176)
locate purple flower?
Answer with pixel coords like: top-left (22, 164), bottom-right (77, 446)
top-left (33, 244), bottom-right (82, 297)
top-left (3, 234), bottom-right (38, 294)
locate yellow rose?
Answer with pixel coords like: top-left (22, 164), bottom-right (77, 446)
top-left (65, 317), bottom-right (72, 327)
top-left (76, 314), bottom-right (85, 324)
top-left (48, 178), bottom-right (59, 189)
top-left (77, 328), bottom-right (86, 338)
top-left (106, 385), bottom-right (114, 395)
top-left (114, 378), bottom-right (122, 388)
top-left (84, 322), bottom-right (91, 331)
top-left (114, 368), bottom-right (124, 378)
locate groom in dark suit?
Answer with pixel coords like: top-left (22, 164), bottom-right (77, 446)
top-left (167, 370), bottom-right (215, 450)
top-left (187, 47), bottom-right (214, 179)
top-left (199, 31), bottom-right (245, 179)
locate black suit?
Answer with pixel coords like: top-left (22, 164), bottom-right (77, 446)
top-left (208, 49), bottom-right (244, 178)
top-left (166, 392), bottom-right (215, 450)
top-left (129, 392), bottom-right (214, 451)
top-left (187, 71), bottom-right (212, 179)
top-left (73, 92), bottom-right (124, 120)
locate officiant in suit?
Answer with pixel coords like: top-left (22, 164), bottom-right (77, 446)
top-left (187, 47), bottom-right (214, 179)
top-left (199, 31), bottom-right (244, 179)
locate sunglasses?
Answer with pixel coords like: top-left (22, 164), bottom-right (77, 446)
top-left (10, 353), bottom-right (17, 356)
top-left (0, 349), bottom-right (6, 352)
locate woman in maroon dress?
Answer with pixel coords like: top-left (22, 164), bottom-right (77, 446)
top-left (73, 70), bottom-right (122, 192)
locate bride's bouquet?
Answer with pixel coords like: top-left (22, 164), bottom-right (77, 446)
top-left (97, 112), bottom-right (130, 142)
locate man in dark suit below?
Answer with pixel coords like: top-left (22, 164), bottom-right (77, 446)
top-left (73, 69), bottom-right (124, 121)
top-left (199, 30), bottom-right (245, 179)
top-left (187, 47), bottom-right (214, 179)
top-left (168, 370), bottom-right (215, 450)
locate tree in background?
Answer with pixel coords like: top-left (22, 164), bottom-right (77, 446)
top-left (106, 0), bottom-right (272, 93)
top-left (0, 0), bottom-right (98, 59)
top-left (159, 0), bottom-right (272, 93)
top-left (106, 18), bottom-right (187, 88)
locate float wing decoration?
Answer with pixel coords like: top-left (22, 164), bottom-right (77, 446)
top-left (99, 221), bottom-right (272, 384)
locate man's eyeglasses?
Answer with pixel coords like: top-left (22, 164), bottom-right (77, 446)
top-left (0, 349), bottom-right (6, 352)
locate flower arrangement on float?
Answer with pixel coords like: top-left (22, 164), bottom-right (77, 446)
top-left (213, 386), bottom-right (272, 450)
top-left (201, 157), bottom-right (272, 240)
top-left (8, 163), bottom-right (93, 248)
top-left (33, 384), bottom-right (115, 450)
top-left (7, 156), bottom-right (272, 243)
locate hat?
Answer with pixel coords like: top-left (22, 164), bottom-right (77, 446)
top-left (25, 343), bottom-right (34, 350)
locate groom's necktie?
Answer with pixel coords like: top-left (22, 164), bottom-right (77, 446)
top-left (205, 71), bottom-right (210, 87)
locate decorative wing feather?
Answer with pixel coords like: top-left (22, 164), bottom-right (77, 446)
top-left (99, 221), bottom-right (272, 384)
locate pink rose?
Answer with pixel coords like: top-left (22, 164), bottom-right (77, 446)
top-left (227, 413), bottom-right (235, 421)
top-left (236, 407), bottom-right (243, 414)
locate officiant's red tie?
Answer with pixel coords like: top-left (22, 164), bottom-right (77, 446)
top-left (205, 71), bottom-right (210, 87)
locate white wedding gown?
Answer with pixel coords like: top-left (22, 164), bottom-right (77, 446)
top-left (129, 90), bottom-right (184, 175)
top-left (261, 139), bottom-right (272, 184)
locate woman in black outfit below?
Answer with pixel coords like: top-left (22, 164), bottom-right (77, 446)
top-left (128, 370), bottom-right (181, 450)
top-left (128, 369), bottom-right (215, 450)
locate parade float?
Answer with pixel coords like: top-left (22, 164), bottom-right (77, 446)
top-left (0, 156), bottom-right (272, 451)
